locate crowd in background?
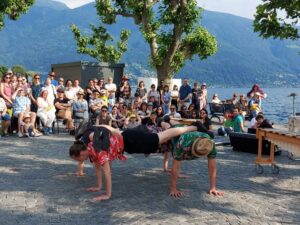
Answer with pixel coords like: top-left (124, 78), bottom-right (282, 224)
top-left (0, 69), bottom-right (270, 139)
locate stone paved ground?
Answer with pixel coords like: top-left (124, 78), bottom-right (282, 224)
top-left (0, 134), bottom-right (299, 225)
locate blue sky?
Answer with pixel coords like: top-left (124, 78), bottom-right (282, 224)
top-left (55, 0), bottom-right (262, 19)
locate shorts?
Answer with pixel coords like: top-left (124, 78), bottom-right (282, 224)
top-left (122, 125), bottom-right (159, 154)
top-left (1, 113), bottom-right (11, 121)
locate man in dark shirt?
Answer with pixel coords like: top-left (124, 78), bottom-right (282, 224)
top-left (192, 82), bottom-right (201, 111)
top-left (178, 78), bottom-right (192, 110)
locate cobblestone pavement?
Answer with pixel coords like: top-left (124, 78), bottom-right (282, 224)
top-left (0, 134), bottom-right (299, 225)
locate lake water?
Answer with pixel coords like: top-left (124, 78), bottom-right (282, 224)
top-left (208, 88), bottom-right (300, 124)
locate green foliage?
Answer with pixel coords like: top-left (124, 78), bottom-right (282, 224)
top-left (254, 0), bottom-right (300, 40)
top-left (70, 23), bottom-right (130, 63)
top-left (0, 65), bottom-right (8, 76)
top-left (0, 0), bottom-right (35, 30)
top-left (95, 0), bottom-right (217, 80)
top-left (12, 64), bottom-right (26, 74)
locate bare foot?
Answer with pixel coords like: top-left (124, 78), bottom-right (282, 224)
top-left (77, 172), bottom-right (86, 177)
top-left (169, 189), bottom-right (184, 198)
top-left (92, 195), bottom-right (110, 202)
top-left (86, 187), bottom-right (101, 192)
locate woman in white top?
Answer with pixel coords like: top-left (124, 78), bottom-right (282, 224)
top-left (37, 89), bottom-right (56, 134)
top-left (211, 93), bottom-right (221, 104)
top-left (64, 79), bottom-right (76, 101)
top-left (147, 84), bottom-right (160, 104)
top-left (43, 77), bottom-right (57, 105)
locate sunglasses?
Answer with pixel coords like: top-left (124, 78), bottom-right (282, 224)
top-left (59, 80), bottom-right (64, 82)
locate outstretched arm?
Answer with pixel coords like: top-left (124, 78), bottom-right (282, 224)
top-left (92, 161), bottom-right (112, 202)
top-left (87, 163), bottom-right (102, 192)
top-left (208, 158), bottom-right (224, 196)
top-left (169, 159), bottom-right (183, 197)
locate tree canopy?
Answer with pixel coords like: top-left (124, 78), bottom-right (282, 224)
top-left (254, 0), bottom-right (300, 40)
top-left (0, 0), bottom-right (34, 30)
top-left (73, 0), bottom-right (217, 82)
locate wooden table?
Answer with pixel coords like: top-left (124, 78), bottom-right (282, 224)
top-left (255, 128), bottom-right (300, 174)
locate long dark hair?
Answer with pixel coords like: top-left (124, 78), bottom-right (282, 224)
top-left (247, 84), bottom-right (264, 98)
top-left (69, 141), bottom-right (87, 157)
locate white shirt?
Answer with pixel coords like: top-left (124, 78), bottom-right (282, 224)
top-left (105, 83), bottom-right (117, 98)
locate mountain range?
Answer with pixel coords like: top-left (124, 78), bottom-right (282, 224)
top-left (0, 0), bottom-right (299, 87)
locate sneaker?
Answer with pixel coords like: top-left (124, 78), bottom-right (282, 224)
top-left (18, 132), bottom-right (24, 138)
top-left (24, 133), bottom-right (29, 137)
top-left (33, 132), bottom-right (42, 137)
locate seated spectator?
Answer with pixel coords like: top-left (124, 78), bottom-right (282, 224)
top-left (99, 89), bottom-right (108, 107)
top-left (0, 96), bottom-right (11, 136)
top-left (156, 106), bottom-right (164, 119)
top-left (251, 114), bottom-right (273, 129)
top-left (147, 102), bottom-right (154, 114)
top-left (97, 79), bottom-right (105, 90)
top-left (43, 77), bottom-right (57, 104)
top-left (218, 110), bottom-right (234, 136)
top-left (232, 107), bottom-right (244, 133)
top-left (124, 113), bottom-right (141, 129)
top-left (190, 109), bottom-right (198, 119)
top-left (85, 79), bottom-right (97, 102)
top-left (89, 89), bottom-right (104, 117)
top-left (211, 93), bottom-right (221, 104)
top-left (147, 84), bottom-right (160, 105)
top-left (148, 95), bottom-right (158, 110)
top-left (72, 90), bottom-right (88, 122)
top-left (37, 89), bottom-right (56, 135)
top-left (171, 84), bottom-right (179, 109)
top-left (165, 104), bottom-right (181, 119)
top-left (237, 94), bottom-right (248, 117)
top-left (30, 74), bottom-right (44, 114)
top-left (137, 102), bottom-right (149, 117)
top-left (131, 98), bottom-right (141, 113)
top-left (54, 89), bottom-right (75, 132)
top-left (12, 87), bottom-right (37, 137)
top-left (19, 114), bottom-right (35, 137)
top-left (0, 72), bottom-right (13, 111)
top-left (231, 93), bottom-right (239, 105)
top-left (96, 105), bottom-right (112, 126)
top-left (249, 92), bottom-right (261, 118)
top-left (199, 108), bottom-right (212, 131)
top-left (179, 105), bottom-right (189, 118)
top-left (110, 105), bottom-right (125, 129)
top-left (120, 104), bottom-right (130, 118)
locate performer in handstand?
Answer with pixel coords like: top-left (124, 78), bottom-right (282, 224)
top-left (69, 122), bottom-right (205, 201)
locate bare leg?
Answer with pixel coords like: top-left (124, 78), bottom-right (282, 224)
top-left (163, 152), bottom-right (170, 172)
top-left (157, 125), bottom-right (197, 144)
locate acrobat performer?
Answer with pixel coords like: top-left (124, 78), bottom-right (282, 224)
top-left (69, 123), bottom-right (204, 201)
top-left (168, 125), bottom-right (224, 198)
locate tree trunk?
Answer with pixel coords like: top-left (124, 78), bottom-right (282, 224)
top-left (156, 65), bottom-right (173, 86)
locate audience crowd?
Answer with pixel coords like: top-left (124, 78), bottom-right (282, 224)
top-left (0, 70), bottom-right (269, 139)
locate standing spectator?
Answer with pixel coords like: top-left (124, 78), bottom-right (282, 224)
top-left (85, 79), bottom-right (97, 102)
top-left (0, 96), bottom-right (11, 136)
top-left (233, 107), bottom-right (244, 133)
top-left (97, 79), bottom-right (105, 90)
top-left (161, 85), bottom-right (171, 114)
top-left (30, 74), bottom-right (44, 113)
top-left (192, 82), bottom-right (201, 111)
top-left (147, 84), bottom-right (160, 105)
top-left (44, 77), bottom-right (57, 105)
top-left (200, 83), bottom-right (208, 109)
top-left (73, 90), bottom-right (89, 122)
top-left (237, 94), bottom-right (248, 117)
top-left (135, 80), bottom-right (147, 102)
top-left (73, 79), bottom-right (83, 95)
top-left (64, 80), bottom-right (76, 101)
top-left (57, 77), bottom-right (65, 91)
top-left (117, 75), bottom-right (131, 102)
top-left (157, 80), bottom-right (164, 94)
top-left (48, 71), bottom-right (58, 87)
top-left (171, 84), bottom-right (179, 109)
top-left (96, 105), bottom-right (112, 126)
top-left (178, 78), bottom-right (192, 110)
top-left (247, 84), bottom-right (267, 99)
top-left (105, 76), bottom-right (117, 112)
top-left (54, 89), bottom-right (74, 132)
top-left (10, 73), bottom-right (18, 91)
top-left (0, 72), bottom-right (13, 111)
top-left (37, 89), bottom-right (56, 135)
top-left (12, 87), bottom-right (36, 137)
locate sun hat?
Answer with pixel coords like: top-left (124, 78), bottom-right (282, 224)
top-left (192, 138), bottom-right (213, 157)
top-left (147, 102), bottom-right (153, 106)
top-left (202, 82), bottom-right (206, 86)
top-left (129, 114), bottom-right (137, 119)
top-left (213, 93), bottom-right (218, 97)
top-left (6, 69), bottom-right (13, 74)
top-left (254, 92), bottom-right (261, 96)
top-left (77, 89), bottom-right (84, 95)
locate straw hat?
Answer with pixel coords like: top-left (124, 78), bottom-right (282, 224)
top-left (77, 89), bottom-right (84, 95)
top-left (192, 138), bottom-right (213, 157)
top-left (23, 114), bottom-right (31, 122)
top-left (254, 92), bottom-right (261, 97)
